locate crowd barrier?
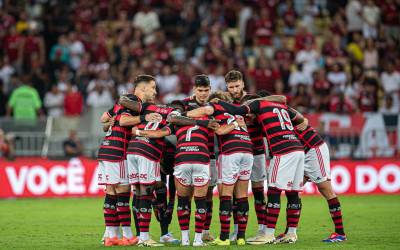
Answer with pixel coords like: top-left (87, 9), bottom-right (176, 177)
top-left (0, 157), bottom-right (399, 199)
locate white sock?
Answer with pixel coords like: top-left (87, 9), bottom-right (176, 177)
top-left (181, 230), bottom-right (190, 243)
top-left (104, 227), bottom-right (110, 238)
top-left (109, 226), bottom-right (119, 238)
top-left (202, 229), bottom-right (209, 235)
top-left (258, 224), bottom-right (265, 231)
top-left (233, 224), bottom-right (238, 234)
top-left (288, 227), bottom-right (297, 234)
top-left (194, 233), bottom-right (203, 243)
top-left (122, 226), bottom-right (133, 238)
top-left (265, 227), bottom-right (275, 235)
top-left (140, 232), bottom-right (150, 241)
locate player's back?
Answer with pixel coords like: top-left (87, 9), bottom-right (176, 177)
top-left (251, 100), bottom-right (303, 156)
top-left (127, 103), bottom-right (174, 162)
top-left (98, 102), bottom-right (131, 162)
top-left (294, 125), bottom-right (325, 152)
top-left (211, 102), bottom-right (253, 155)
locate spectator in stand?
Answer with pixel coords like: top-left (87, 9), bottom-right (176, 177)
top-left (6, 76), bottom-right (42, 120)
top-left (132, 3), bottom-right (160, 45)
top-left (346, 0), bottom-right (363, 35)
top-left (0, 57), bottom-right (15, 94)
top-left (55, 66), bottom-right (73, 93)
top-left (289, 63), bottom-right (313, 92)
top-left (68, 31), bottom-right (85, 71)
top-left (379, 94), bottom-right (399, 114)
top-left (322, 34), bottom-right (347, 67)
top-left (380, 61), bottom-right (400, 108)
top-left (346, 32), bottom-right (364, 64)
top-left (86, 83), bottom-right (113, 109)
top-left (162, 84), bottom-right (186, 104)
top-left (3, 26), bottom-right (22, 69)
top-left (156, 65), bottom-right (179, 96)
top-left (208, 65), bottom-right (226, 91)
top-left (64, 83), bottom-right (83, 116)
top-left (248, 57), bottom-right (280, 93)
top-left (380, 0), bottom-right (400, 41)
top-left (280, 0), bottom-right (297, 36)
top-left (290, 84), bottom-right (311, 113)
top-left (0, 80), bottom-right (8, 116)
top-left (363, 38), bottom-right (379, 71)
top-left (49, 34), bottom-right (70, 65)
top-left (18, 26), bottom-right (45, 74)
top-left (44, 85), bottom-right (64, 117)
top-left (327, 63), bottom-right (347, 92)
top-left (313, 69), bottom-right (331, 112)
top-left (295, 41), bottom-right (319, 79)
top-left (358, 77), bottom-right (379, 112)
top-left (63, 130), bottom-right (83, 158)
top-left (0, 128), bottom-right (15, 160)
top-left (362, 0), bottom-right (380, 39)
top-left (329, 91), bottom-right (355, 114)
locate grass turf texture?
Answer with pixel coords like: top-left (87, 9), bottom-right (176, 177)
top-left (0, 195), bottom-right (399, 249)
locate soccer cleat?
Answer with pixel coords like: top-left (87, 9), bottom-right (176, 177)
top-left (159, 232), bottom-right (181, 244)
top-left (229, 232), bottom-right (237, 242)
top-left (274, 233), bottom-right (286, 243)
top-left (202, 232), bottom-right (215, 242)
top-left (209, 237), bottom-right (230, 246)
top-left (192, 241), bottom-right (208, 247)
top-left (277, 233), bottom-right (297, 244)
top-left (322, 233), bottom-right (347, 243)
top-left (236, 238), bottom-right (246, 246)
top-left (138, 238), bottom-right (164, 247)
top-left (181, 239), bottom-right (190, 246)
top-left (247, 233), bottom-right (275, 245)
top-left (104, 237), bottom-right (119, 247)
top-left (119, 236), bottom-right (139, 246)
top-left (247, 230), bottom-right (266, 243)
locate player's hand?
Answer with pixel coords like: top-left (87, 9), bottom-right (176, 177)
top-left (237, 118), bottom-right (246, 128)
top-left (296, 118), bottom-right (309, 131)
top-left (131, 127), bottom-right (138, 135)
top-left (109, 116), bottom-right (116, 126)
top-left (207, 119), bottom-right (220, 130)
top-left (145, 113), bottom-right (162, 122)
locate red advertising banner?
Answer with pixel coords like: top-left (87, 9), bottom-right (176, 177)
top-left (0, 157), bottom-right (399, 198)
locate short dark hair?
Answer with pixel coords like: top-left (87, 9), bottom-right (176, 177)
top-left (169, 100), bottom-right (185, 112)
top-left (241, 94), bottom-right (260, 103)
top-left (134, 74), bottom-right (155, 86)
top-left (225, 70), bottom-right (243, 83)
top-left (208, 91), bottom-right (233, 103)
top-left (194, 74), bottom-right (210, 87)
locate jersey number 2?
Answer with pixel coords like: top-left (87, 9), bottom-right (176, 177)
top-left (273, 108), bottom-right (293, 131)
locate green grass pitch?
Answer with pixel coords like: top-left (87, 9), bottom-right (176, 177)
top-left (1, 195), bottom-right (399, 249)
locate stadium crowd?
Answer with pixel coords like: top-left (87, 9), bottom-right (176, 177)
top-left (1, 0), bottom-right (400, 120)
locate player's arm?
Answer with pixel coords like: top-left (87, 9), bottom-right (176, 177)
top-left (168, 114), bottom-right (220, 130)
top-left (186, 106), bottom-right (215, 118)
top-left (119, 96), bottom-right (142, 113)
top-left (119, 114), bottom-right (144, 126)
top-left (215, 101), bottom-right (251, 115)
top-left (132, 126), bottom-right (171, 138)
top-left (215, 117), bottom-right (246, 135)
top-left (102, 116), bottom-right (115, 132)
top-left (288, 107), bottom-right (307, 130)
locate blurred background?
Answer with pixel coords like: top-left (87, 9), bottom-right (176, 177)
top-left (0, 0), bottom-right (399, 162)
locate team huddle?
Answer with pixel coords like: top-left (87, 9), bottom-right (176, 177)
top-left (97, 71), bottom-right (347, 247)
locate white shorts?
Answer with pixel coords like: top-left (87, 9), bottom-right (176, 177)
top-left (127, 154), bottom-right (161, 185)
top-left (268, 151), bottom-right (305, 191)
top-left (209, 159), bottom-right (218, 187)
top-left (174, 163), bottom-right (210, 187)
top-left (304, 143), bottom-right (331, 184)
top-left (250, 154), bottom-right (267, 182)
top-left (98, 160), bottom-right (128, 185)
top-left (217, 153), bottom-right (254, 185)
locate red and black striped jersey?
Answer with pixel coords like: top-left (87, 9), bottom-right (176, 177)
top-left (294, 125), bottom-right (325, 152)
top-left (97, 96), bottom-right (141, 161)
top-left (210, 103), bottom-right (253, 155)
top-left (126, 103), bottom-right (175, 162)
top-left (167, 118), bottom-right (211, 166)
top-left (246, 117), bottom-right (266, 155)
top-left (248, 100), bottom-right (303, 156)
top-left (182, 96), bottom-right (216, 159)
